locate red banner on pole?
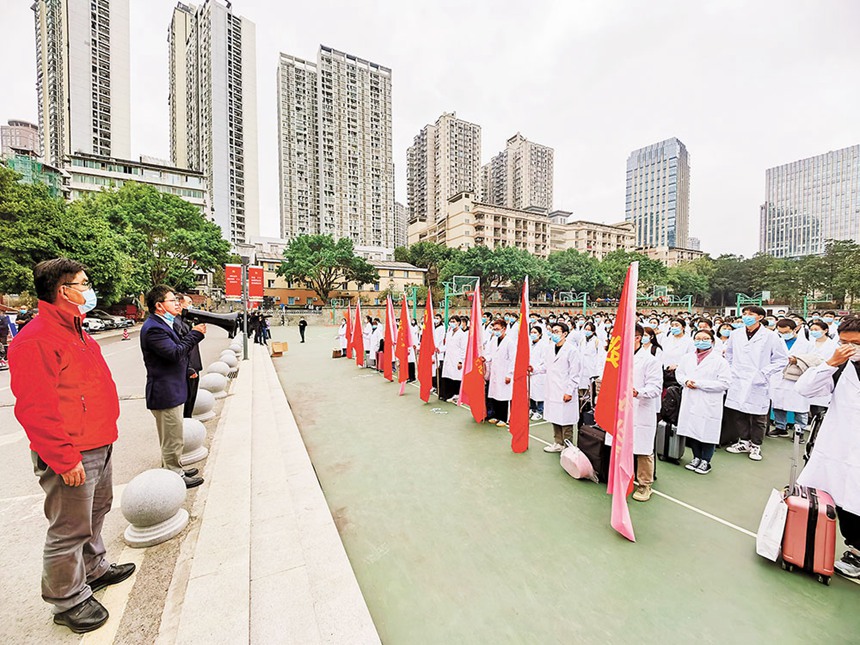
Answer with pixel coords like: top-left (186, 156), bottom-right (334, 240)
top-left (509, 277), bottom-right (530, 453)
top-left (225, 264), bottom-right (242, 300)
top-left (248, 266), bottom-right (264, 300)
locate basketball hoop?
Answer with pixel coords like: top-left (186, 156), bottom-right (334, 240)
top-left (464, 290), bottom-right (475, 300)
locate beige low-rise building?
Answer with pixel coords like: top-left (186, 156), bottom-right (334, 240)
top-left (641, 246), bottom-right (706, 267)
top-left (408, 191), bottom-right (635, 259)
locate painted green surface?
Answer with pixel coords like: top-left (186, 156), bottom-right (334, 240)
top-left (272, 327), bottom-right (860, 644)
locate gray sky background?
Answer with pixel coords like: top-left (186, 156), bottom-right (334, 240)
top-left (2, 0), bottom-right (859, 256)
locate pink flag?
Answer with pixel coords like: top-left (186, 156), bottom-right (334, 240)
top-left (602, 261), bottom-right (639, 542)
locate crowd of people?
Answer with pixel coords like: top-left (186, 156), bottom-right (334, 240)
top-left (338, 304), bottom-right (860, 582)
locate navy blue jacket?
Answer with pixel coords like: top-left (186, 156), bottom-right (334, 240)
top-left (174, 316), bottom-right (203, 374)
top-left (140, 315), bottom-right (204, 410)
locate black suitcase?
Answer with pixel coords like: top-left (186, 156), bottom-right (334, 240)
top-left (577, 424), bottom-right (611, 483)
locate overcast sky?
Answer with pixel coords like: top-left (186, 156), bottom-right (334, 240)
top-left (3, 0), bottom-right (859, 256)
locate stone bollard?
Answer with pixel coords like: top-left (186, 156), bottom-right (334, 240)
top-left (180, 418), bottom-right (209, 465)
top-left (219, 353), bottom-right (238, 369)
top-left (122, 469), bottom-right (189, 548)
top-left (229, 342), bottom-right (242, 356)
top-left (206, 361), bottom-right (230, 376)
top-left (199, 372), bottom-right (228, 399)
top-left (192, 388), bottom-right (216, 421)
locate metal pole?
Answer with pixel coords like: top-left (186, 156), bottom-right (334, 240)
top-left (242, 258), bottom-right (249, 361)
top-left (803, 296), bottom-right (809, 320)
top-left (444, 283), bottom-right (450, 327)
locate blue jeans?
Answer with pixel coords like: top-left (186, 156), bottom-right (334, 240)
top-left (530, 399), bottom-right (544, 414)
top-left (688, 438), bottom-right (715, 462)
top-left (773, 409), bottom-right (808, 430)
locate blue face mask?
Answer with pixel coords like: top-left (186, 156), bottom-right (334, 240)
top-left (694, 340), bottom-right (713, 351)
top-left (163, 312), bottom-right (176, 324)
top-left (671, 327), bottom-right (683, 336)
top-left (720, 328), bottom-right (731, 337)
top-left (550, 333), bottom-right (562, 344)
top-left (823, 317), bottom-right (834, 324)
top-left (641, 335), bottom-right (651, 345)
top-left (779, 331), bottom-right (794, 340)
top-left (810, 330), bottom-right (825, 339)
top-left (530, 333), bottom-right (539, 342)
top-left (77, 289), bottom-right (98, 314)
top-left (585, 330), bottom-right (594, 338)
top-left (741, 315), bottom-right (757, 327)
top-left (731, 322), bottom-right (743, 329)
top-left (493, 329), bottom-right (502, 338)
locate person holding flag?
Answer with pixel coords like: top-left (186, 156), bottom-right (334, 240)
top-left (459, 284), bottom-right (487, 424)
top-left (382, 297), bottom-right (397, 381)
top-left (485, 318), bottom-right (516, 427)
top-left (395, 299), bottom-right (416, 393)
top-left (338, 316), bottom-right (349, 357)
top-left (531, 322), bottom-right (581, 452)
top-left (352, 302), bottom-right (365, 367)
top-left (417, 294), bottom-right (437, 402)
top-left (509, 278), bottom-right (533, 452)
top-left (440, 316), bottom-right (466, 402)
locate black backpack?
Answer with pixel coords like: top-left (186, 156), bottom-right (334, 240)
top-left (661, 384), bottom-right (683, 425)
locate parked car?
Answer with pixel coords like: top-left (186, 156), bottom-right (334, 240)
top-left (82, 318), bottom-right (106, 333)
top-left (88, 309), bottom-right (125, 329)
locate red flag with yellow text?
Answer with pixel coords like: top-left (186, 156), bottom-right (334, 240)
top-left (418, 292), bottom-right (437, 402)
top-left (509, 277), bottom-right (530, 452)
top-left (395, 298), bottom-right (415, 394)
top-left (458, 283), bottom-right (487, 423)
top-left (382, 296), bottom-right (395, 381)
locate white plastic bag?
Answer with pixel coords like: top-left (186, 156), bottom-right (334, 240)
top-left (756, 489), bottom-right (788, 562)
top-left (560, 440), bottom-right (599, 483)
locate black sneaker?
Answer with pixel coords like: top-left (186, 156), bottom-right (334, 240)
top-left (767, 427), bottom-right (789, 438)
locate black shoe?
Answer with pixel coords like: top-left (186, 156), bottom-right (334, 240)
top-left (89, 562), bottom-right (137, 593)
top-left (183, 468), bottom-right (199, 477)
top-left (767, 428), bottom-right (789, 438)
top-left (53, 597), bottom-right (109, 634)
top-left (183, 475), bottom-right (204, 488)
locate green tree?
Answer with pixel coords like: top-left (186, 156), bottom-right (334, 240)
top-left (598, 250), bottom-right (667, 296)
top-left (277, 234), bottom-right (378, 304)
top-left (546, 249), bottom-right (604, 298)
top-left (394, 241), bottom-right (457, 287)
top-left (75, 182), bottom-right (231, 294)
top-left (666, 264), bottom-right (710, 304)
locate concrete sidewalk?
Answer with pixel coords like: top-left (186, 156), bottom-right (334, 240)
top-left (158, 343), bottom-right (379, 644)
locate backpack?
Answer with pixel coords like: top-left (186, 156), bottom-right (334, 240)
top-left (660, 384), bottom-right (682, 425)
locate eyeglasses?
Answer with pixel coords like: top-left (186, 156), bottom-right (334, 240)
top-left (163, 298), bottom-right (180, 304)
top-left (64, 280), bottom-right (92, 289)
top-left (837, 340), bottom-right (860, 348)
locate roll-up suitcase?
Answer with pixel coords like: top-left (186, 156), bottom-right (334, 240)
top-left (780, 427), bottom-right (837, 585)
top-left (656, 420), bottom-right (686, 463)
top-left (576, 424), bottom-right (611, 484)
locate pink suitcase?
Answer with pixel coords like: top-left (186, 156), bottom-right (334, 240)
top-left (780, 427), bottom-right (837, 585)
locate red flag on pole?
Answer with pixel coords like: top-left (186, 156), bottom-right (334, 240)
top-left (345, 303), bottom-right (353, 359)
top-left (418, 291), bottom-right (437, 402)
top-left (509, 277), bottom-right (530, 453)
top-left (382, 296), bottom-right (395, 381)
top-left (458, 283), bottom-right (487, 423)
top-left (595, 261), bottom-right (639, 542)
top-left (395, 298), bottom-right (414, 395)
top-left (352, 300), bottom-right (365, 367)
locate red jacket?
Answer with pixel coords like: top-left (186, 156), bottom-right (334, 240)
top-left (9, 300), bottom-right (119, 474)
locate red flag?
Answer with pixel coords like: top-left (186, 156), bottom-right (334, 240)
top-left (418, 292), bottom-right (437, 402)
top-left (595, 262), bottom-right (639, 542)
top-left (353, 300), bottom-right (365, 366)
top-left (509, 277), bottom-right (530, 453)
top-left (345, 303), bottom-right (353, 359)
top-left (458, 283), bottom-right (487, 423)
top-left (382, 296), bottom-right (395, 381)
top-left (395, 298), bottom-right (415, 394)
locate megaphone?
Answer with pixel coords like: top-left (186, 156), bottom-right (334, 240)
top-left (183, 308), bottom-right (239, 338)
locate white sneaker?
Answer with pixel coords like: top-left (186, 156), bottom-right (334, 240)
top-left (529, 411), bottom-right (536, 420)
top-left (835, 551), bottom-right (860, 579)
top-left (532, 413), bottom-right (542, 421)
top-left (685, 457), bottom-right (701, 471)
top-left (726, 440), bottom-right (750, 454)
top-left (543, 443), bottom-right (563, 453)
top-left (748, 445), bottom-right (763, 461)
top-left (450, 395), bottom-right (459, 404)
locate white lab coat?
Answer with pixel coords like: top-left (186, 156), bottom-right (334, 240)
top-left (675, 350), bottom-right (732, 444)
top-left (715, 336), bottom-right (730, 357)
top-left (369, 326), bottom-right (383, 354)
top-left (485, 333), bottom-right (515, 401)
top-left (536, 340), bottom-right (581, 426)
top-left (661, 332), bottom-right (695, 368)
top-left (807, 337), bottom-right (838, 407)
top-left (605, 349), bottom-right (663, 455)
top-left (578, 335), bottom-right (604, 389)
top-left (362, 322), bottom-right (373, 353)
top-left (338, 322), bottom-right (347, 350)
top-left (725, 326), bottom-right (789, 415)
top-left (441, 329), bottom-right (467, 381)
top-left (769, 335), bottom-right (815, 413)
top-left (529, 339), bottom-right (550, 402)
top-left (796, 361), bottom-right (860, 514)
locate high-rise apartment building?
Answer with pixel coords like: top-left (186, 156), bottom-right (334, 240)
top-left (1, 120), bottom-right (41, 157)
top-left (169, 0), bottom-right (259, 245)
top-left (33, 0), bottom-right (131, 166)
top-left (625, 137), bottom-right (690, 249)
top-left (479, 133), bottom-right (554, 212)
top-left (394, 201), bottom-right (407, 248)
top-left (277, 45), bottom-right (395, 254)
top-left (760, 145), bottom-right (860, 258)
top-left (406, 112), bottom-right (481, 226)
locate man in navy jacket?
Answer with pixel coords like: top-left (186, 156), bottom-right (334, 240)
top-left (140, 285), bottom-right (206, 488)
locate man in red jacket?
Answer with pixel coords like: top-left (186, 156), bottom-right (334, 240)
top-left (9, 258), bottom-right (134, 634)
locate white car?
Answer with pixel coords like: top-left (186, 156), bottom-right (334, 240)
top-left (82, 318), bottom-right (105, 332)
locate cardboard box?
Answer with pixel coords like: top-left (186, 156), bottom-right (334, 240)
top-left (271, 341), bottom-right (288, 357)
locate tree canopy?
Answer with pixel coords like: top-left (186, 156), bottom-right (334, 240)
top-left (277, 234), bottom-right (378, 304)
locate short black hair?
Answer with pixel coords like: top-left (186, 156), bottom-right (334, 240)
top-left (530, 325), bottom-right (543, 337)
top-left (449, 315), bottom-right (460, 324)
top-left (552, 321), bottom-right (570, 335)
top-left (635, 323), bottom-right (644, 336)
top-left (33, 258), bottom-right (88, 304)
top-left (492, 318), bottom-right (506, 328)
top-left (808, 320), bottom-right (829, 332)
top-left (146, 285), bottom-right (174, 314)
top-left (824, 310), bottom-right (836, 317)
top-left (776, 318), bottom-right (797, 330)
top-left (693, 328), bottom-right (715, 341)
top-left (742, 305), bottom-right (767, 317)
top-left (838, 317), bottom-right (860, 334)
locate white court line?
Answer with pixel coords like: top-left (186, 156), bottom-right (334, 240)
top-left (529, 434), bottom-right (551, 446)
top-left (651, 489), bottom-right (757, 538)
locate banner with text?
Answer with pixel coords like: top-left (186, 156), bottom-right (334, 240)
top-left (249, 266), bottom-right (264, 301)
top-left (225, 264), bottom-right (242, 300)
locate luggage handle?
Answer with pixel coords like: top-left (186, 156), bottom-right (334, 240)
top-left (787, 423), bottom-right (805, 494)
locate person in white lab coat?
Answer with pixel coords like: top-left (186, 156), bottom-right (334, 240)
top-left (795, 317), bottom-right (860, 579)
top-left (821, 311), bottom-right (839, 337)
top-left (661, 318), bottom-right (695, 385)
top-left (337, 318), bottom-right (348, 357)
top-left (484, 319), bottom-right (516, 427)
top-left (715, 323), bottom-right (733, 356)
top-left (362, 316), bottom-right (373, 365)
top-left (531, 322), bottom-right (581, 452)
top-left (439, 316), bottom-right (463, 400)
top-left (724, 306), bottom-right (790, 462)
top-left (675, 329), bottom-right (732, 475)
top-left (805, 319), bottom-right (839, 417)
top-left (368, 319), bottom-right (383, 370)
top-left (577, 322), bottom-right (605, 391)
top-left (767, 318), bottom-right (815, 438)
top-left (603, 324), bottom-right (663, 501)
top-left (528, 326), bottom-right (548, 420)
